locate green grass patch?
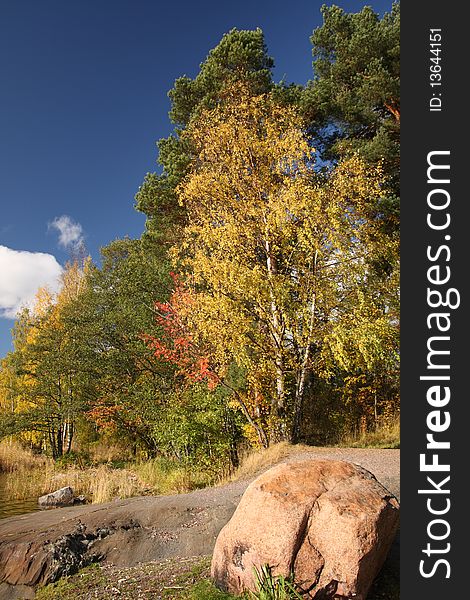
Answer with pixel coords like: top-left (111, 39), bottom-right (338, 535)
top-left (35, 564), bottom-right (105, 599)
top-left (133, 457), bottom-right (212, 495)
top-left (161, 556), bottom-right (236, 599)
top-left (247, 564), bottom-right (302, 600)
top-left (175, 580), bottom-right (236, 600)
top-left (33, 554), bottom-right (398, 600)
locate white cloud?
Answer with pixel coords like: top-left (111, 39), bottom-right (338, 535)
top-left (49, 215), bottom-right (84, 250)
top-left (0, 246), bottom-right (63, 319)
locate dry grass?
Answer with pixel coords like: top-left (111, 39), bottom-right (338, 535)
top-left (88, 440), bottom-right (133, 464)
top-left (3, 463), bottom-right (151, 504)
top-left (0, 440), bottom-right (53, 502)
top-left (0, 440), bottom-right (152, 503)
top-left (132, 459), bottom-right (210, 495)
top-left (339, 418), bottom-right (400, 449)
top-left (0, 440), bottom-right (212, 504)
top-left (225, 442), bottom-right (313, 484)
top-left (47, 465), bottom-right (150, 503)
top-left (0, 440), bottom-right (49, 473)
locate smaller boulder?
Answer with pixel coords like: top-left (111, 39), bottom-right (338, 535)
top-left (38, 487), bottom-right (74, 507)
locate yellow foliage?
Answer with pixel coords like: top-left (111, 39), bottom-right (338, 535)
top-left (172, 85), bottom-right (385, 441)
top-left (0, 259), bottom-right (92, 451)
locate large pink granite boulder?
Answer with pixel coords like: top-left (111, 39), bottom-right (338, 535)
top-left (211, 460), bottom-right (399, 599)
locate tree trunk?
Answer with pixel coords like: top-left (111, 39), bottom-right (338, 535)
top-left (264, 236), bottom-right (286, 428)
top-left (224, 409), bottom-right (240, 468)
top-left (291, 252), bottom-right (318, 443)
top-left (384, 101), bottom-right (400, 122)
top-left (49, 426), bottom-right (58, 460)
top-left (56, 424), bottom-right (63, 457)
top-left (65, 420), bottom-right (74, 453)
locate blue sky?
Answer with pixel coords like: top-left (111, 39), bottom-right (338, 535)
top-left (0, 0), bottom-right (393, 357)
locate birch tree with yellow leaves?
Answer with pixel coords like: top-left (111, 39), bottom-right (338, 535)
top-left (170, 85), bottom-right (386, 444)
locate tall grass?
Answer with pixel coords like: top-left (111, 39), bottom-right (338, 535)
top-left (339, 417), bottom-right (400, 449)
top-left (1, 462), bottom-right (149, 504)
top-left (44, 465), bottom-right (149, 503)
top-left (0, 440), bottom-right (54, 502)
top-left (0, 441), bottom-right (214, 505)
top-left (88, 440), bottom-right (134, 464)
top-left (132, 458), bottom-right (210, 495)
top-left (0, 440), bottom-right (48, 473)
top-left (225, 442), bottom-right (312, 483)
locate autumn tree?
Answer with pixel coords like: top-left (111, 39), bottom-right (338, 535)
top-left (0, 353), bottom-right (29, 441)
top-left (0, 262), bottom-right (93, 457)
top-left (55, 238), bottom-right (172, 454)
top-left (133, 29), bottom-right (279, 451)
top-left (169, 86), bottom-right (385, 444)
top-left (135, 28), bottom-right (275, 248)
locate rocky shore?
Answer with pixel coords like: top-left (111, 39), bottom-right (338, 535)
top-left (0, 448), bottom-right (399, 600)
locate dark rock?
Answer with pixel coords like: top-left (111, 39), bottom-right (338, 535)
top-left (0, 492), bottom-right (239, 594)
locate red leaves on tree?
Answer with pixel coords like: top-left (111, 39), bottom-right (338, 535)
top-left (87, 403), bottom-right (120, 431)
top-left (143, 273), bottom-right (218, 389)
